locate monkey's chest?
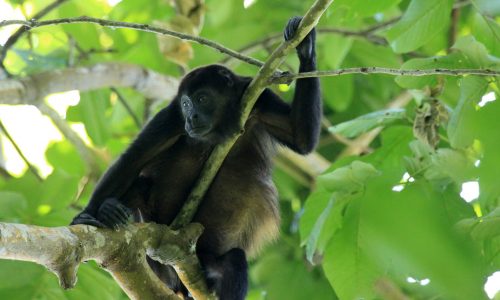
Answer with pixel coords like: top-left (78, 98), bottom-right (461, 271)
top-left (139, 136), bottom-right (275, 227)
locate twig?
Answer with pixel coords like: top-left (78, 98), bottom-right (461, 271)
top-left (110, 87), bottom-right (142, 128)
top-left (171, 0), bottom-right (334, 228)
top-left (270, 67), bottom-right (500, 84)
top-left (0, 0), bottom-right (69, 76)
top-left (37, 103), bottom-right (101, 178)
top-left (0, 16), bottom-right (265, 68)
top-left (448, 7), bottom-right (460, 50)
top-left (0, 119), bottom-right (43, 181)
top-left (0, 166), bottom-right (13, 179)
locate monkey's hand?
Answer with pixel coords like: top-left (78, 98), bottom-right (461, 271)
top-left (284, 16), bottom-right (316, 62)
top-left (70, 198), bottom-right (132, 230)
top-left (96, 198), bottom-right (133, 230)
top-left (70, 212), bottom-right (106, 228)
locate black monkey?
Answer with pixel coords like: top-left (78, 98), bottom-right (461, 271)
top-left (71, 16), bottom-right (321, 300)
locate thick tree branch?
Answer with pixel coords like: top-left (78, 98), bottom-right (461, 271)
top-left (0, 222), bottom-right (212, 300)
top-left (0, 17), bottom-right (264, 68)
top-left (270, 67), bottom-right (500, 84)
top-left (171, 0), bottom-right (334, 228)
top-left (0, 62), bottom-right (178, 105)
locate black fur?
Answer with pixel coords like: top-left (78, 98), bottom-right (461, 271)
top-left (71, 17), bottom-right (320, 300)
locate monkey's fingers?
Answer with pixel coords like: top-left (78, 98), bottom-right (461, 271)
top-left (71, 213), bottom-right (107, 228)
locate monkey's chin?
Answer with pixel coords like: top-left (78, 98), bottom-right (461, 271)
top-left (187, 126), bottom-right (212, 139)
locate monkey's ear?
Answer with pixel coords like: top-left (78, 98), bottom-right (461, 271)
top-left (218, 69), bottom-right (234, 87)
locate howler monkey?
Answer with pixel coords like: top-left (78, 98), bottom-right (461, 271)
top-left (71, 16), bottom-right (321, 300)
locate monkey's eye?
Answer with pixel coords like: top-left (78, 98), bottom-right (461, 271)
top-left (181, 101), bottom-right (191, 109)
top-left (197, 95), bottom-right (209, 104)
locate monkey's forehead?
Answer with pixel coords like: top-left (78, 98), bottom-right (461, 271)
top-left (179, 65), bottom-right (235, 92)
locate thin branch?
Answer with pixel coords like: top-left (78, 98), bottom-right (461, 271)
top-left (270, 67), bottom-right (500, 84)
top-left (110, 87), bottom-right (142, 128)
top-left (171, 0), bottom-right (334, 228)
top-left (0, 16), bottom-right (265, 68)
top-left (0, 0), bottom-right (69, 76)
top-left (0, 166), bottom-right (13, 179)
top-left (448, 7), bottom-right (460, 50)
top-left (37, 103), bottom-right (101, 178)
top-left (0, 119), bottom-right (43, 181)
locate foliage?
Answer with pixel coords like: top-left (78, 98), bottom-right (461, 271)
top-left (0, 0), bottom-right (499, 299)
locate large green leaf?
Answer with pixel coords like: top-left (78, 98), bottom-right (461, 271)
top-left (329, 108), bottom-right (407, 138)
top-left (447, 76), bottom-right (488, 149)
top-left (471, 13), bottom-right (500, 57)
top-left (361, 180), bottom-right (488, 300)
top-left (251, 245), bottom-right (337, 300)
top-left (67, 90), bottom-right (111, 147)
top-left (386, 0), bottom-right (454, 53)
top-left (323, 196), bottom-right (381, 300)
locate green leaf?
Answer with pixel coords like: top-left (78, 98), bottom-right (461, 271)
top-left (474, 0), bottom-right (500, 15)
top-left (75, 90), bottom-right (112, 147)
top-left (321, 75), bottom-right (354, 112)
top-left (0, 192), bottom-right (27, 221)
top-left (362, 179), bottom-right (488, 300)
top-left (251, 246), bottom-right (337, 300)
top-left (46, 141), bottom-right (87, 177)
top-left (317, 161), bottom-right (380, 194)
top-left (331, 0), bottom-right (401, 16)
top-left (447, 76), bottom-right (488, 148)
top-left (386, 0), bottom-right (454, 53)
top-left (329, 108), bottom-right (407, 138)
top-left (471, 14), bottom-right (500, 57)
top-left (323, 197), bottom-right (381, 300)
top-left (463, 207), bottom-right (500, 240)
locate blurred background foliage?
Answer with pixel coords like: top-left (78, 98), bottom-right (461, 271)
top-left (0, 0), bottom-right (499, 299)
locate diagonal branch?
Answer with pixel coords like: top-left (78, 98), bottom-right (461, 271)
top-left (171, 0), bottom-right (334, 228)
top-left (0, 16), bottom-right (265, 68)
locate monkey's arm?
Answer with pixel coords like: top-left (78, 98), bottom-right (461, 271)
top-left (257, 17), bottom-right (321, 154)
top-left (71, 102), bottom-right (184, 225)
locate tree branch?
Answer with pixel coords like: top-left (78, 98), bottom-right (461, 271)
top-left (0, 62), bottom-right (179, 105)
top-left (171, 0), bottom-right (334, 228)
top-left (0, 119), bottom-right (43, 181)
top-left (0, 16), bottom-right (265, 68)
top-left (37, 103), bottom-right (101, 178)
top-left (270, 67), bottom-right (500, 84)
top-left (0, 0), bottom-right (69, 76)
top-left (0, 222), bottom-right (214, 300)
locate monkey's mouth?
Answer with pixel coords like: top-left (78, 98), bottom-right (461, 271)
top-left (187, 125), bottom-right (212, 138)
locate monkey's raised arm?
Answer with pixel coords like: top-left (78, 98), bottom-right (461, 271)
top-left (71, 102), bottom-right (184, 225)
top-left (257, 17), bottom-right (321, 154)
